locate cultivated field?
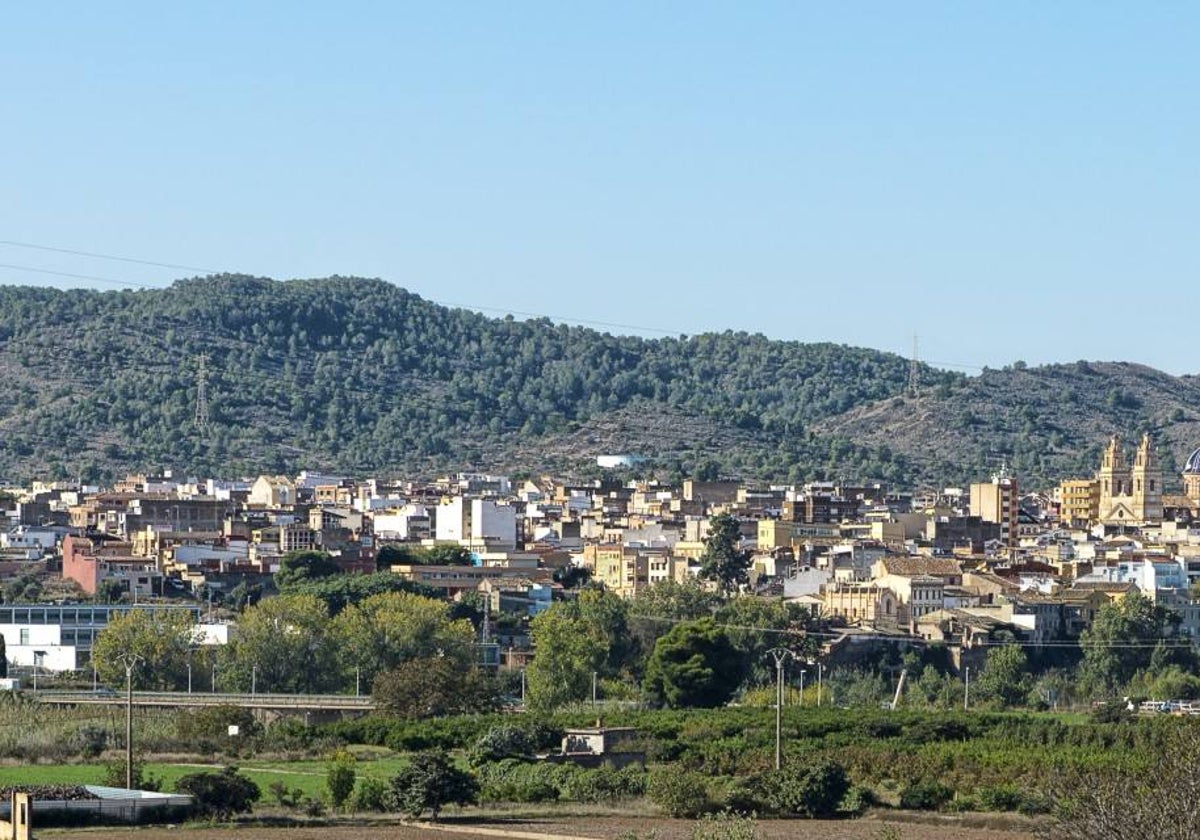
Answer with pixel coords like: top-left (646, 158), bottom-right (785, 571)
top-left (45, 815), bottom-right (1037, 840)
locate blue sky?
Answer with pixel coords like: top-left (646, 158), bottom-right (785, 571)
top-left (2, 3), bottom-right (1196, 374)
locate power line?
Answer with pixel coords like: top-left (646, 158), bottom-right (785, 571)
top-left (0, 242), bottom-right (684, 336)
top-left (629, 611), bottom-right (1200, 648)
top-left (0, 236), bottom-right (1010, 366)
top-left (0, 262), bottom-right (164, 289)
top-left (0, 239), bottom-right (221, 274)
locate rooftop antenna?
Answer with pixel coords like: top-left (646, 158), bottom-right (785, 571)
top-left (908, 335), bottom-right (920, 399)
top-left (194, 354), bottom-right (210, 432)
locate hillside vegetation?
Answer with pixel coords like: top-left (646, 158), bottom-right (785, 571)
top-left (0, 275), bottom-right (1194, 488)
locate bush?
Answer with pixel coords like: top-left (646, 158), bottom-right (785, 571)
top-left (267, 781), bottom-right (304, 808)
top-left (475, 759), bottom-right (567, 803)
top-left (68, 723), bottom-right (109, 759)
top-left (899, 780), bottom-right (953, 811)
top-left (101, 757), bottom-right (160, 791)
top-left (691, 810), bottom-right (759, 840)
top-left (177, 705), bottom-right (262, 753)
top-left (562, 766), bottom-right (648, 803)
top-left (388, 752), bottom-right (479, 819)
top-left (265, 718), bottom-right (315, 753)
top-left (1091, 701), bottom-right (1133, 724)
top-left (976, 784), bottom-right (1023, 812)
top-left (326, 748), bottom-right (356, 811)
top-left (351, 776), bottom-right (390, 812)
top-left (469, 725), bottom-right (538, 766)
top-left (647, 767), bottom-right (710, 818)
top-left (757, 759), bottom-right (850, 818)
top-left (839, 784), bottom-right (876, 816)
top-left (174, 766), bottom-right (261, 820)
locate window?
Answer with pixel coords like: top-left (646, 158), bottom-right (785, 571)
top-left (19, 629), bottom-right (29, 645)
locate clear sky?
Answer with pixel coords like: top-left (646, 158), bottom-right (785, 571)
top-left (2, 3), bottom-right (1197, 374)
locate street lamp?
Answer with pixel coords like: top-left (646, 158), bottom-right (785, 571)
top-left (766, 647), bottom-right (795, 771)
top-left (817, 662), bottom-right (824, 707)
top-left (251, 664), bottom-right (257, 696)
top-left (116, 652), bottom-right (144, 790)
top-left (799, 669), bottom-right (807, 707)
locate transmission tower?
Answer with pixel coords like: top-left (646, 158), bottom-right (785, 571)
top-left (908, 335), bottom-right (920, 398)
top-left (194, 354), bottom-right (210, 431)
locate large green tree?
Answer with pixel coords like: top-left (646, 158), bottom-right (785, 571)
top-left (973, 644), bottom-right (1033, 708)
top-left (1078, 591), bottom-right (1193, 697)
top-left (372, 656), bottom-right (499, 718)
top-left (376, 544), bottom-right (472, 569)
top-left (699, 513), bottom-right (751, 596)
top-left (274, 550), bottom-right (341, 590)
top-left (331, 591), bottom-right (475, 690)
top-left (643, 618), bottom-right (745, 708)
top-left (219, 593), bottom-right (338, 694)
top-left (92, 608), bottom-right (201, 691)
top-left (285, 571), bottom-right (434, 616)
top-left (628, 579), bottom-right (720, 672)
top-left (525, 591), bottom-right (628, 712)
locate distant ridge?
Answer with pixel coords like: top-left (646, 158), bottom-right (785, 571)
top-left (0, 275), bottom-right (1193, 489)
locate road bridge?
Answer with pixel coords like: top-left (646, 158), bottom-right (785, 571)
top-left (35, 691), bottom-right (375, 721)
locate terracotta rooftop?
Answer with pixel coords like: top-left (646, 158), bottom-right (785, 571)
top-left (877, 556), bottom-right (963, 578)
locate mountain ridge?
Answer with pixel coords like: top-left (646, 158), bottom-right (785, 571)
top-left (0, 275), bottom-right (1194, 490)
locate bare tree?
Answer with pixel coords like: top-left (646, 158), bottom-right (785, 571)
top-left (1042, 724), bottom-right (1200, 840)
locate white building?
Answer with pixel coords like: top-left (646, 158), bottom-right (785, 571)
top-left (0, 604), bottom-right (210, 673)
top-left (435, 499), bottom-right (517, 549)
top-left (372, 504), bottom-right (431, 540)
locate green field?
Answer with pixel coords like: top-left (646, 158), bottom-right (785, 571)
top-left (0, 756), bottom-right (414, 799)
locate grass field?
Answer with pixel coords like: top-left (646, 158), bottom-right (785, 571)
top-left (0, 755), bottom-right (414, 799)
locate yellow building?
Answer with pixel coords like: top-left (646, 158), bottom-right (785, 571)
top-left (1059, 479), bottom-right (1100, 529)
top-left (757, 519), bottom-right (796, 550)
top-left (587, 545), bottom-right (681, 598)
top-left (822, 581), bottom-right (902, 626)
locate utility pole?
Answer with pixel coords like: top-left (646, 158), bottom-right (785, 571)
top-left (817, 662), bottom-right (824, 708)
top-left (194, 354), bottom-right (210, 432)
top-left (252, 664), bottom-right (257, 696)
top-left (799, 669), bottom-right (807, 707)
top-left (908, 334), bottom-right (921, 398)
top-left (964, 666), bottom-right (971, 711)
top-left (591, 671), bottom-right (598, 708)
top-left (116, 652), bottom-right (144, 790)
top-left (767, 647), bottom-right (795, 771)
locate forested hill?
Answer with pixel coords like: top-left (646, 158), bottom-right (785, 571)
top-left (0, 275), bottom-right (1192, 489)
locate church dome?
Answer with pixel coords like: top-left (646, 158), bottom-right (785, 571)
top-left (1185, 447), bottom-right (1200, 474)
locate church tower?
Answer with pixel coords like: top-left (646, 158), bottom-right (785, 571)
top-left (1131, 433), bottom-right (1163, 523)
top-left (1098, 435), bottom-right (1128, 497)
